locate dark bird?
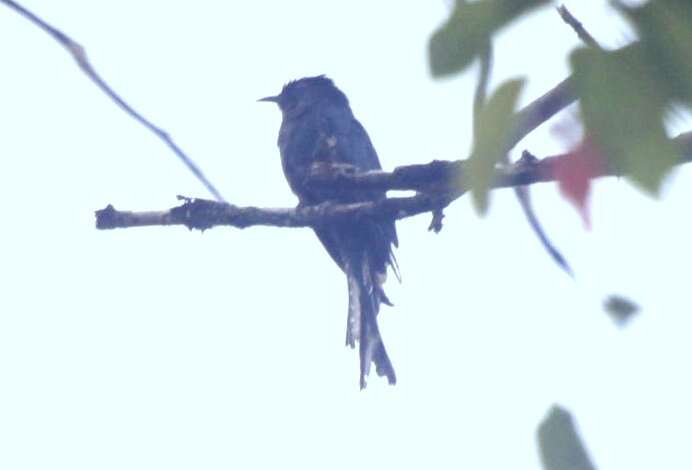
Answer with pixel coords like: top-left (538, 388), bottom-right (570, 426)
top-left (259, 75), bottom-right (399, 388)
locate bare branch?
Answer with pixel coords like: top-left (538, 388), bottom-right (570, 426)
top-left (1, 0), bottom-right (226, 202)
top-left (306, 160), bottom-right (462, 192)
top-left (96, 192), bottom-right (459, 231)
top-left (95, 130), bottom-right (692, 231)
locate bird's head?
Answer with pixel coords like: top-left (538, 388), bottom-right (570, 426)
top-left (258, 75), bottom-right (349, 119)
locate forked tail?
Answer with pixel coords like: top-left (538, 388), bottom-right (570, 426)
top-left (345, 252), bottom-right (396, 389)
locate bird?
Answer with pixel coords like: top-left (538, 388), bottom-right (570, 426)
top-left (259, 75), bottom-right (399, 388)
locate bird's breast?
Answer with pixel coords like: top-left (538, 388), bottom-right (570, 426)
top-left (277, 118), bottom-right (322, 201)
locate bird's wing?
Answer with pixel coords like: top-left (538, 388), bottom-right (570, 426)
top-left (347, 118), bottom-right (383, 171)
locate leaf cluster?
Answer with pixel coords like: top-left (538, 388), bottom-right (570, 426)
top-left (428, 0), bottom-right (692, 204)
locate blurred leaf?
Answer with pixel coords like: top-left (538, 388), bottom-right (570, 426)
top-left (617, 0), bottom-right (692, 104)
top-left (570, 44), bottom-right (679, 194)
top-left (603, 294), bottom-right (640, 327)
top-left (467, 78), bottom-right (525, 213)
top-left (538, 405), bottom-right (597, 470)
top-left (554, 139), bottom-right (605, 229)
top-left (429, 0), bottom-right (550, 77)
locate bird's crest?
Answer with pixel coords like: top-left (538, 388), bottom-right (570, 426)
top-left (281, 74), bottom-right (333, 93)
top-left (279, 75), bottom-right (349, 106)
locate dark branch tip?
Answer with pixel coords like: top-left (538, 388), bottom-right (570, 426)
top-left (94, 204), bottom-right (118, 229)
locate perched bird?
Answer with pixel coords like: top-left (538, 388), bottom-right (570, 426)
top-left (259, 75), bottom-right (399, 388)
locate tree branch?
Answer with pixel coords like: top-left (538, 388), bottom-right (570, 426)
top-left (0, 0), bottom-right (226, 202)
top-left (95, 192), bottom-right (458, 231)
top-left (95, 130), bottom-right (692, 231)
top-left (309, 130), bottom-right (692, 192)
top-left (509, 76), bottom-right (576, 150)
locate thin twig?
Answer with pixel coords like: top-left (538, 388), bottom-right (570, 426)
top-left (508, 5), bottom-right (600, 274)
top-left (557, 5), bottom-right (601, 49)
top-left (497, 40), bottom-right (574, 274)
top-left (1, 0), bottom-right (226, 202)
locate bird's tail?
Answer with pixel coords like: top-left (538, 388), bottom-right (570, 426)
top-left (345, 251), bottom-right (396, 389)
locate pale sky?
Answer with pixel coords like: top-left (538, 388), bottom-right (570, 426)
top-left (1, 1), bottom-right (691, 469)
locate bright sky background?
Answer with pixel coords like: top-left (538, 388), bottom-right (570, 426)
top-left (1, 1), bottom-right (691, 469)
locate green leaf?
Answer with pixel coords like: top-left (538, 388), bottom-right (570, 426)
top-left (617, 0), bottom-right (692, 104)
top-left (538, 405), bottom-right (597, 470)
top-left (429, 0), bottom-right (550, 77)
top-left (467, 78), bottom-right (525, 214)
top-left (570, 44), bottom-right (679, 194)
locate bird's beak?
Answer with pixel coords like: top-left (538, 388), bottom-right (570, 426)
top-left (257, 95), bottom-right (280, 103)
